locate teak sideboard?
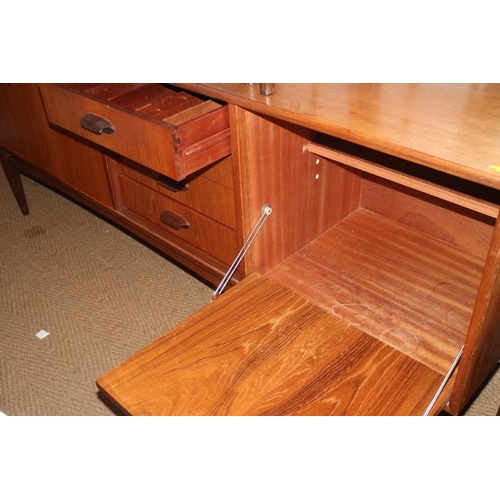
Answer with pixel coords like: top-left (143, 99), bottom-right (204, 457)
top-left (2, 83), bottom-right (500, 415)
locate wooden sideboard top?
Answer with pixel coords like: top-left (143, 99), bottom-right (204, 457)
top-left (176, 83), bottom-right (500, 190)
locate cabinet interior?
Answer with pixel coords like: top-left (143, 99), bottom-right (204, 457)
top-left (267, 135), bottom-right (497, 375)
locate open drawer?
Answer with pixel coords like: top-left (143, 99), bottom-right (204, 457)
top-left (39, 84), bottom-right (231, 181)
top-left (96, 273), bottom-right (445, 416)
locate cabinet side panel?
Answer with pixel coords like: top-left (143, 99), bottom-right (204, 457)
top-left (0, 84), bottom-right (48, 167)
top-left (230, 106), bottom-right (362, 275)
top-left (450, 215), bottom-right (500, 413)
top-left (0, 84), bottom-right (113, 209)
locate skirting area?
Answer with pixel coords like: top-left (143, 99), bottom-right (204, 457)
top-left (0, 167), bottom-right (499, 416)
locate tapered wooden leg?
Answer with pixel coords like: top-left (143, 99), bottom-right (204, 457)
top-left (0, 150), bottom-right (29, 215)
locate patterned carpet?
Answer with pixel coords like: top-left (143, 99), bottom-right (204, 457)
top-left (0, 167), bottom-right (499, 416)
top-left (0, 169), bottom-right (213, 415)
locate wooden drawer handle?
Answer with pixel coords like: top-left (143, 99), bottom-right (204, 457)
top-left (160, 210), bottom-right (190, 230)
top-left (80, 113), bottom-right (115, 135)
top-left (157, 174), bottom-right (188, 192)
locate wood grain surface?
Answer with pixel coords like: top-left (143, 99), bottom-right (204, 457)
top-left (267, 209), bottom-right (485, 375)
top-left (360, 174), bottom-right (495, 261)
top-left (177, 83), bottom-right (500, 190)
top-left (97, 273), bottom-right (444, 415)
top-left (227, 106), bottom-right (362, 276)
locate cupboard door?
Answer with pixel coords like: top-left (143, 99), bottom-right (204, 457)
top-left (97, 273), bottom-right (444, 416)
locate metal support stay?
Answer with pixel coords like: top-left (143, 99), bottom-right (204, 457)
top-left (212, 204), bottom-right (272, 300)
top-left (423, 345), bottom-right (464, 416)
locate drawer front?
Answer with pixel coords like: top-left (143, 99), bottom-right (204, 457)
top-left (118, 175), bottom-right (239, 265)
top-left (111, 154), bottom-right (237, 229)
top-left (39, 84), bottom-right (231, 181)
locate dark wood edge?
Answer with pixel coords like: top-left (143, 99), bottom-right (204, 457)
top-left (0, 149), bottom-right (29, 215)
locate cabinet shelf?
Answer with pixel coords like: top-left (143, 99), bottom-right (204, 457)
top-left (309, 135), bottom-right (500, 218)
top-left (267, 209), bottom-right (486, 375)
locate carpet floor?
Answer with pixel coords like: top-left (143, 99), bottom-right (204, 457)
top-left (1, 167), bottom-right (499, 416)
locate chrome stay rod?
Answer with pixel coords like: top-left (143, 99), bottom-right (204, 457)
top-left (213, 204), bottom-right (272, 300)
top-left (423, 345), bottom-right (464, 416)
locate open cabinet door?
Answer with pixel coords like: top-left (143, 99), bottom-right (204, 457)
top-left (449, 215), bottom-right (500, 414)
top-left (96, 273), bottom-right (445, 416)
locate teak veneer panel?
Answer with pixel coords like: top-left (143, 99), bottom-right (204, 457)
top-left (267, 209), bottom-right (485, 375)
top-left (97, 274), bottom-right (444, 416)
top-left (177, 83), bottom-right (500, 190)
top-left (228, 106), bottom-right (362, 276)
top-left (361, 175), bottom-right (495, 261)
